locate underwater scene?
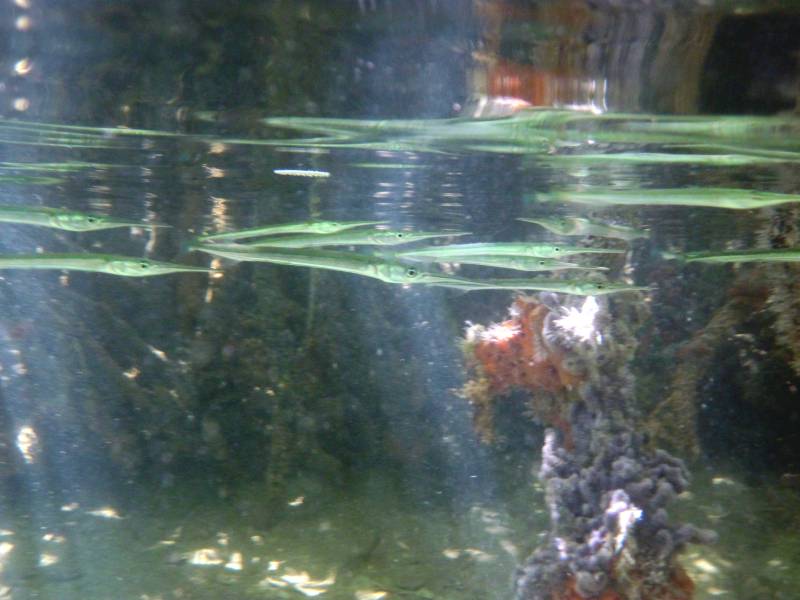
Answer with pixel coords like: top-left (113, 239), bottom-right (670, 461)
top-left (0, 1), bottom-right (799, 599)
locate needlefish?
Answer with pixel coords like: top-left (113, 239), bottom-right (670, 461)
top-left (400, 253), bottom-right (608, 272)
top-left (0, 254), bottom-right (211, 276)
top-left (536, 187), bottom-right (800, 210)
top-left (196, 220), bottom-right (387, 243)
top-left (431, 277), bottom-right (651, 296)
top-left (398, 242), bottom-right (625, 260)
top-left (664, 247), bottom-right (800, 263)
top-left (518, 216), bottom-right (649, 241)
top-left (190, 244), bottom-right (471, 286)
top-left (242, 229), bottom-right (469, 248)
top-left (0, 205), bottom-right (167, 231)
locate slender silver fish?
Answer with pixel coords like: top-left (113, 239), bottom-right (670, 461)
top-left (409, 253), bottom-right (608, 272)
top-left (537, 188), bottom-right (800, 210)
top-left (196, 220), bottom-right (387, 243)
top-left (399, 242), bottom-right (625, 260)
top-left (518, 216), bottom-right (649, 241)
top-left (0, 205), bottom-right (166, 231)
top-left (666, 247), bottom-right (800, 263)
top-left (0, 254), bottom-right (211, 276)
top-left (191, 244), bottom-right (470, 286)
top-left (430, 277), bottom-right (651, 296)
top-left (243, 229), bottom-right (469, 248)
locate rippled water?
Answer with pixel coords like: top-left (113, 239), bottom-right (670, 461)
top-left (0, 2), bottom-right (798, 600)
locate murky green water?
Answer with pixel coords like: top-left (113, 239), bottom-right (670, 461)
top-left (0, 2), bottom-right (799, 599)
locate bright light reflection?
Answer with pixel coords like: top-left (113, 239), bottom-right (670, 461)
top-left (260, 567), bottom-right (336, 597)
top-left (38, 553), bottom-right (59, 567)
top-left (462, 547), bottom-right (495, 562)
top-left (11, 363), bottom-right (27, 375)
top-left (355, 591), bottom-right (387, 600)
top-left (0, 541), bottom-right (14, 577)
top-left (209, 196), bottom-right (229, 222)
top-left (15, 426), bottom-right (38, 463)
top-left (123, 367), bottom-right (140, 380)
top-left (188, 548), bottom-right (224, 566)
top-left (224, 552), bottom-right (243, 571)
top-left (692, 558), bottom-right (720, 575)
top-left (15, 16), bottom-right (32, 31)
top-left (0, 542), bottom-right (13, 559)
top-left (86, 507), bottom-right (123, 519)
top-left (13, 59), bottom-right (32, 75)
top-left (147, 345), bottom-right (168, 362)
top-left (203, 165), bottom-right (225, 178)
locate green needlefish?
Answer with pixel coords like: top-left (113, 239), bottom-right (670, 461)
top-left (537, 188), bottom-right (800, 210)
top-left (540, 152), bottom-right (793, 167)
top-left (398, 242), bottom-right (625, 260)
top-left (0, 205), bottom-right (166, 231)
top-left (196, 220), bottom-right (388, 243)
top-left (665, 247), bottom-right (800, 264)
top-left (431, 277), bottom-right (651, 296)
top-left (409, 253), bottom-right (608, 272)
top-left (243, 229), bottom-right (469, 248)
top-left (351, 163), bottom-right (424, 169)
top-left (518, 216), bottom-right (649, 241)
top-left (191, 244), bottom-right (471, 286)
top-left (0, 254), bottom-right (211, 276)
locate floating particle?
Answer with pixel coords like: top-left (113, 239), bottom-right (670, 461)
top-left (274, 169), bottom-right (330, 178)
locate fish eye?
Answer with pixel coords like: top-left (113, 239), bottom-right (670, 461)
top-left (87, 216), bottom-right (97, 223)
top-left (395, 232), bottom-right (405, 238)
top-left (596, 284), bottom-right (604, 289)
top-left (139, 261), bottom-right (150, 269)
top-left (554, 247), bottom-right (560, 252)
top-left (538, 261), bottom-right (545, 266)
top-left (406, 267), bottom-right (418, 277)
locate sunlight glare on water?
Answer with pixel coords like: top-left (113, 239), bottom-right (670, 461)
top-left (0, 2), bottom-right (797, 600)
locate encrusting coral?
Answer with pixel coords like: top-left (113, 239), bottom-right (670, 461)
top-left (647, 206), bottom-right (800, 455)
top-left (646, 276), bottom-right (769, 456)
top-left (461, 296), bottom-right (586, 444)
top-left (461, 293), bottom-right (714, 600)
top-left (465, 298), bottom-right (585, 396)
top-left (760, 207), bottom-right (800, 377)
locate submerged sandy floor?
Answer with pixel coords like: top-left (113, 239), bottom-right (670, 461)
top-left (0, 465), bottom-right (797, 600)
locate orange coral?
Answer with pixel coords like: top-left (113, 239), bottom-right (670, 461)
top-left (469, 298), bottom-right (583, 396)
top-left (554, 576), bottom-right (621, 600)
top-left (553, 564), bottom-right (694, 600)
top-left (667, 564), bottom-right (695, 600)
top-left (620, 564), bottom-right (695, 600)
